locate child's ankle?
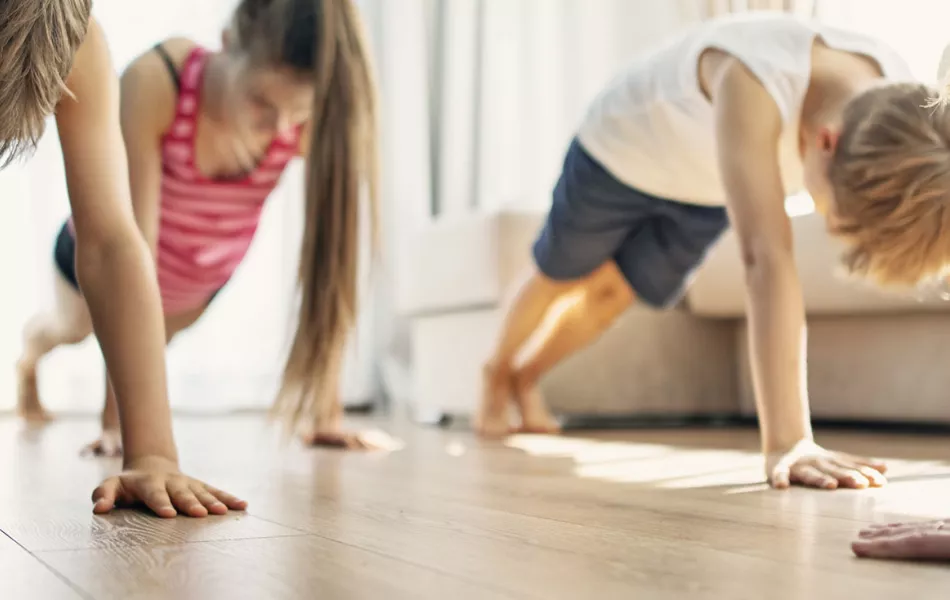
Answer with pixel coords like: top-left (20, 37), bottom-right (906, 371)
top-left (100, 412), bottom-right (120, 431)
top-left (511, 370), bottom-right (538, 394)
top-left (483, 361), bottom-right (512, 386)
top-left (15, 358), bottom-right (36, 377)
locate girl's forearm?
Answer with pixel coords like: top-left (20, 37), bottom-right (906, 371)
top-left (745, 258), bottom-right (813, 454)
top-left (76, 234), bottom-right (178, 465)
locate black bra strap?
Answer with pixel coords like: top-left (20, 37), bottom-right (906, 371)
top-left (153, 43), bottom-right (181, 92)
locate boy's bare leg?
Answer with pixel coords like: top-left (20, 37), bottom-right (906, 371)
top-left (17, 275), bottom-right (94, 423)
top-left (511, 261), bottom-right (635, 433)
top-left (477, 267), bottom-right (580, 437)
top-left (478, 261), bottom-right (633, 436)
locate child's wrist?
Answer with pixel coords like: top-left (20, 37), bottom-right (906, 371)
top-left (123, 453), bottom-right (180, 472)
top-left (763, 429), bottom-right (814, 455)
top-left (764, 437), bottom-right (819, 458)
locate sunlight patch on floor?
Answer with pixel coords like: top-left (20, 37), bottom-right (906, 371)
top-left (505, 433), bottom-right (950, 496)
top-left (445, 440), bottom-right (467, 457)
top-left (506, 433), bottom-right (763, 486)
top-left (575, 449), bottom-right (762, 486)
top-left (505, 434), bottom-right (676, 464)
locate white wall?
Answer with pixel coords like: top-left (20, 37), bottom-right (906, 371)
top-left (817, 0), bottom-right (950, 84)
top-left (432, 0), bottom-right (689, 216)
top-left (363, 0), bottom-right (434, 409)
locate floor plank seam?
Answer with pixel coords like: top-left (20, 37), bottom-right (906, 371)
top-left (1, 530), bottom-right (96, 600)
top-left (247, 515), bottom-right (534, 599)
top-left (432, 500), bottom-right (882, 573)
top-left (31, 531), bottom-right (311, 556)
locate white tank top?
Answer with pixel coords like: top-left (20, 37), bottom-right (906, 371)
top-left (576, 12), bottom-right (915, 207)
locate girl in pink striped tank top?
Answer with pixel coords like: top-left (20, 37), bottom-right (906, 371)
top-left (18, 0), bottom-right (391, 455)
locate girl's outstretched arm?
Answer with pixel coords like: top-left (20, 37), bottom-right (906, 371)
top-left (56, 17), bottom-right (246, 517)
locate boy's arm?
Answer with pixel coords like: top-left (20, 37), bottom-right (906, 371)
top-left (712, 59), bottom-right (886, 489)
top-left (56, 19), bottom-right (246, 516)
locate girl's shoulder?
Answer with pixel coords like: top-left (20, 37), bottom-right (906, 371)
top-left (124, 38), bottom-right (198, 76)
top-left (120, 38), bottom-right (200, 140)
top-left (153, 37), bottom-right (199, 70)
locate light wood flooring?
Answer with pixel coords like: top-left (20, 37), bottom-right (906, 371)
top-left (1, 414), bottom-right (949, 599)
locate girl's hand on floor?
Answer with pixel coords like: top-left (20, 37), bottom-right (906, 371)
top-left (301, 429), bottom-right (404, 452)
top-left (766, 439), bottom-right (887, 490)
top-left (80, 428), bottom-right (123, 458)
top-left (852, 520), bottom-right (950, 560)
top-left (91, 456), bottom-right (248, 518)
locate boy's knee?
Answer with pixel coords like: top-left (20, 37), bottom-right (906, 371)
top-left (532, 268), bottom-right (583, 295)
top-left (535, 260), bottom-right (628, 294)
top-left (586, 262), bottom-right (635, 311)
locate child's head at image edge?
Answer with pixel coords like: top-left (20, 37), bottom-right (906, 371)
top-left (805, 83), bottom-right (950, 288)
top-left (0, 0), bottom-right (91, 166)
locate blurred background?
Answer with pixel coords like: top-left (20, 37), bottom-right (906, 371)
top-left (0, 0), bottom-right (948, 419)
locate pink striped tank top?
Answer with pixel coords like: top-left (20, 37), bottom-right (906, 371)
top-left (157, 47), bottom-right (301, 314)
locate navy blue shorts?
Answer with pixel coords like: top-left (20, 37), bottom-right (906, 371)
top-left (53, 221), bottom-right (80, 290)
top-left (533, 139), bottom-right (729, 309)
top-left (52, 221), bottom-right (226, 305)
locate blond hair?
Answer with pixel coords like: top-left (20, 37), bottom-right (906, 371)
top-left (829, 83), bottom-right (950, 286)
top-left (229, 0), bottom-right (378, 433)
top-left (0, 0), bottom-right (92, 167)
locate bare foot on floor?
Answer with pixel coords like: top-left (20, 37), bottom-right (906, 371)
top-left (16, 364), bottom-right (53, 424)
top-left (513, 380), bottom-right (561, 434)
top-left (475, 367), bottom-right (514, 438)
top-left (301, 429), bottom-right (403, 452)
top-left (853, 520), bottom-right (950, 561)
top-left (81, 429), bottom-right (123, 458)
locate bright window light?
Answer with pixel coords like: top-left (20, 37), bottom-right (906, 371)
top-left (785, 192), bottom-right (815, 217)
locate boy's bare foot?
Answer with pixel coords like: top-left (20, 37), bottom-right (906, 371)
top-left (301, 429), bottom-right (402, 451)
top-left (512, 380), bottom-right (561, 434)
top-left (853, 520), bottom-right (950, 561)
top-left (475, 365), bottom-right (514, 438)
top-left (81, 428), bottom-right (123, 458)
top-left (15, 363), bottom-right (53, 424)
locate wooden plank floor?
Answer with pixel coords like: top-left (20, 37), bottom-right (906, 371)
top-left (1, 415), bottom-right (949, 599)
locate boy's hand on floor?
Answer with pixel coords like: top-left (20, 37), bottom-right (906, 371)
top-left (80, 428), bottom-right (123, 458)
top-left (91, 456), bottom-right (248, 518)
top-left (852, 520), bottom-right (950, 560)
top-left (766, 439), bottom-right (887, 490)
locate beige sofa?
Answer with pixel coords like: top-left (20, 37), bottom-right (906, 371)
top-left (399, 207), bottom-right (950, 425)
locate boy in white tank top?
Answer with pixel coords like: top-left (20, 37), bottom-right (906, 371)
top-left (480, 12), bottom-right (950, 492)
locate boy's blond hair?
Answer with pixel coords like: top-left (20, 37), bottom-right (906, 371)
top-left (829, 83), bottom-right (950, 286)
top-left (0, 0), bottom-right (92, 167)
